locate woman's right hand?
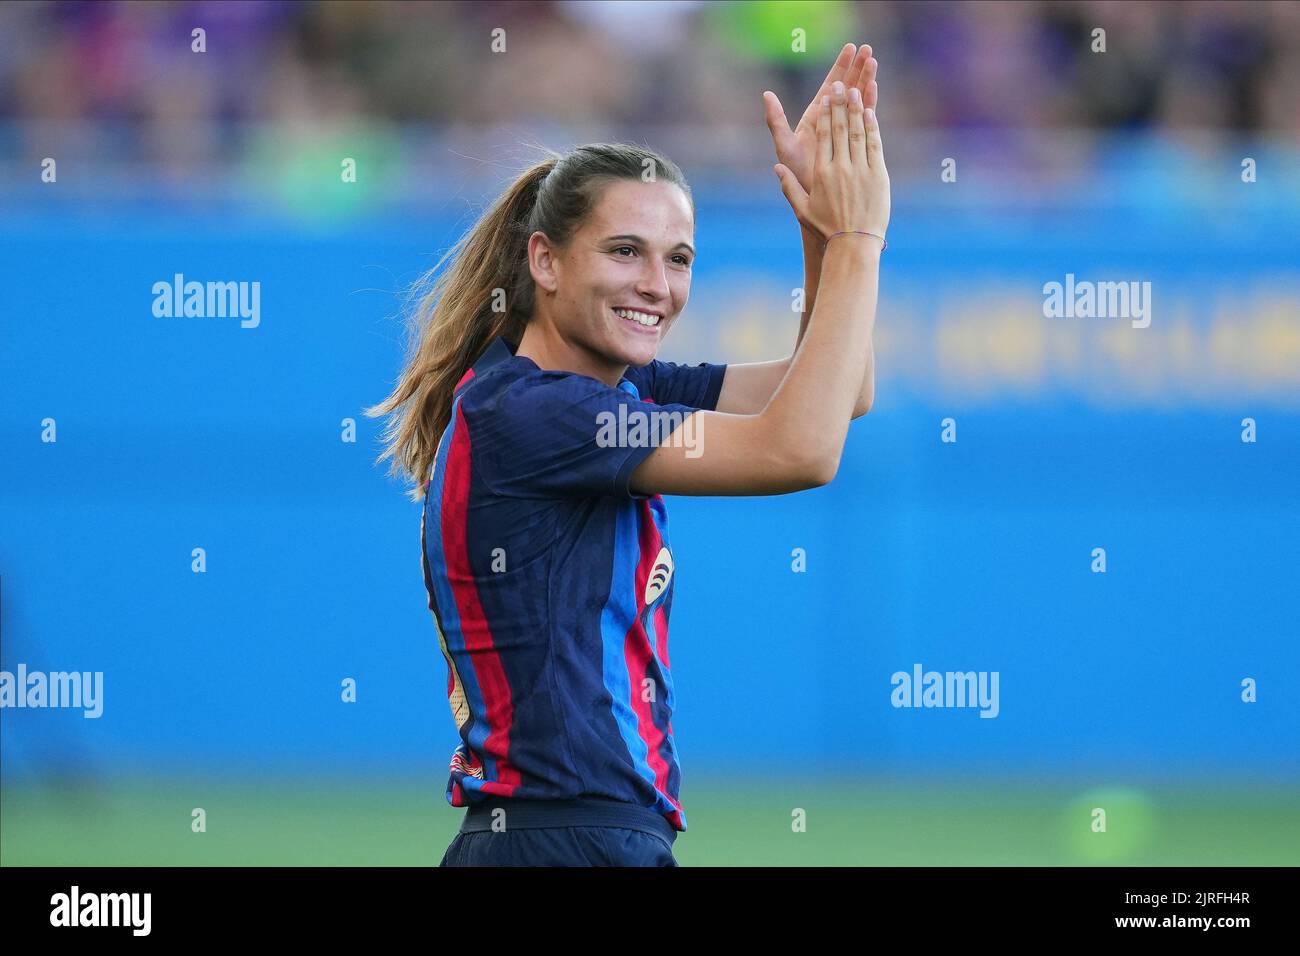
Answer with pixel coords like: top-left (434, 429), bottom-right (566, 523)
top-left (773, 80), bottom-right (890, 243)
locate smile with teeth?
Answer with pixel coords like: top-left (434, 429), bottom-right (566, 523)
top-left (613, 307), bottom-right (662, 328)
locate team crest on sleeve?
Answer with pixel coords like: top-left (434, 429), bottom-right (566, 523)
top-left (644, 547), bottom-right (674, 606)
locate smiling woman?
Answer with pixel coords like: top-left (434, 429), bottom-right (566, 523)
top-left (364, 42), bottom-right (889, 868)
top-left (518, 176), bottom-right (697, 382)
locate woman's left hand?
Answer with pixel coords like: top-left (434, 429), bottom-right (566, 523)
top-left (763, 42), bottom-right (879, 194)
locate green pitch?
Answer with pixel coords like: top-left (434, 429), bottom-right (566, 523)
top-left (2, 774), bottom-right (1295, 866)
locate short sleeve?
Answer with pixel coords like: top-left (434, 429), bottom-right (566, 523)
top-left (623, 359), bottom-right (727, 411)
top-left (469, 372), bottom-right (706, 500)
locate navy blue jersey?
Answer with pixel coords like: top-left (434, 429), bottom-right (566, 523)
top-left (420, 335), bottom-right (726, 831)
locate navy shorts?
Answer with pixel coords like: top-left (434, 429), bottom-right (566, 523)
top-left (439, 796), bottom-right (679, 867)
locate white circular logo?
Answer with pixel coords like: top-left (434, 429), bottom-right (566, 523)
top-left (644, 547), bottom-right (674, 606)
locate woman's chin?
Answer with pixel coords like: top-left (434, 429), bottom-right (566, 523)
top-left (621, 341), bottom-right (659, 369)
top-left (604, 332), bottom-right (657, 368)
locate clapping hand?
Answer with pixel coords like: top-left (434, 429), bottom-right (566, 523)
top-left (763, 43), bottom-right (879, 195)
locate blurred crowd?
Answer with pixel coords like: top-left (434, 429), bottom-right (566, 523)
top-left (1, 0), bottom-right (1296, 181)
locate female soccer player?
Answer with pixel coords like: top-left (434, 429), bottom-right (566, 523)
top-left (368, 44), bottom-right (887, 866)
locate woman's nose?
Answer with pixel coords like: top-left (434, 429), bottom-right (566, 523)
top-left (636, 260), bottom-right (670, 300)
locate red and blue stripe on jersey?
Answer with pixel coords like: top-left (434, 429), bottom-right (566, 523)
top-left (419, 335), bottom-right (725, 832)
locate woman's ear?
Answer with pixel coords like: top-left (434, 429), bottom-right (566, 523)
top-left (527, 231), bottom-right (559, 295)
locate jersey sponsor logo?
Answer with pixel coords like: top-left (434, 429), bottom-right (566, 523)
top-left (644, 547), bottom-right (674, 607)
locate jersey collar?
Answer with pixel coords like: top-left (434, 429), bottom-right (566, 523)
top-left (475, 334), bottom-right (640, 398)
top-left (474, 335), bottom-right (518, 374)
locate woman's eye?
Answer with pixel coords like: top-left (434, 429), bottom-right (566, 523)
top-left (614, 246), bottom-right (689, 266)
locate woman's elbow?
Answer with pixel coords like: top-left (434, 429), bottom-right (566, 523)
top-left (786, 445), bottom-right (841, 489)
top-left (813, 449), bottom-right (845, 487)
top-left (760, 416), bottom-right (846, 490)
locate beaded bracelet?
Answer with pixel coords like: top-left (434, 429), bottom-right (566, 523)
top-left (825, 230), bottom-right (886, 251)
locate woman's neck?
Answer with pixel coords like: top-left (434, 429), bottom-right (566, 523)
top-left (515, 320), bottom-right (625, 388)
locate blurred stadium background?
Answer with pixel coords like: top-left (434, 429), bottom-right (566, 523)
top-left (2, 0), bottom-right (1297, 865)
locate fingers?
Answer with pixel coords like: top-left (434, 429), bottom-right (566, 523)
top-left (762, 90), bottom-right (791, 139)
top-left (816, 90), bottom-right (832, 168)
top-left (830, 80), bottom-right (849, 163)
top-left (796, 43), bottom-right (854, 131)
top-left (815, 43), bottom-right (856, 107)
top-left (846, 43), bottom-right (879, 111)
top-left (847, 86), bottom-right (867, 165)
top-left (846, 44), bottom-right (871, 91)
top-left (864, 104), bottom-right (885, 170)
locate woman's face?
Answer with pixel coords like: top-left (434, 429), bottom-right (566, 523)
top-left (534, 177), bottom-right (695, 376)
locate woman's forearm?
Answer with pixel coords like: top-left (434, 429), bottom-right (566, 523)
top-left (797, 224), bottom-right (874, 416)
top-left (796, 225), bottom-right (824, 346)
top-left (761, 238), bottom-right (881, 479)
